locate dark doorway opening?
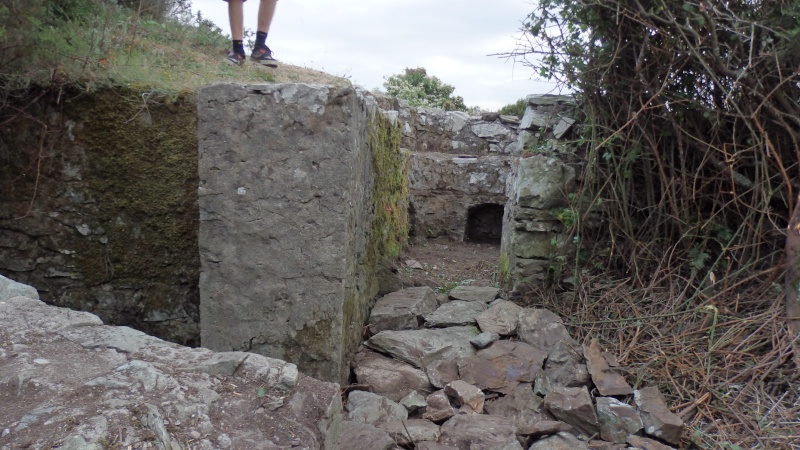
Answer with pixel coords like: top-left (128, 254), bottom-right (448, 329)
top-left (465, 203), bottom-right (504, 243)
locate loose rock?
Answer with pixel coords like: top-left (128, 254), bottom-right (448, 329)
top-left (595, 397), bottom-right (643, 443)
top-left (424, 300), bottom-right (487, 327)
top-left (584, 340), bottom-right (632, 396)
top-left (340, 421), bottom-right (396, 450)
top-left (528, 431), bottom-right (589, 450)
top-left (439, 414), bottom-right (523, 450)
top-left (365, 327), bottom-right (478, 369)
top-left (368, 286), bottom-right (439, 334)
top-left (543, 386), bottom-right (600, 437)
top-left (517, 308), bottom-right (578, 353)
top-left (422, 390), bottom-right (456, 423)
top-left (354, 349), bottom-right (433, 402)
top-left (470, 331), bottom-right (500, 349)
top-left (448, 285), bottom-right (500, 302)
top-left (379, 419), bottom-right (440, 446)
top-left (634, 387), bottom-right (684, 445)
top-left (346, 390), bottom-right (408, 426)
top-left (544, 340), bottom-right (591, 388)
top-left (484, 383), bottom-right (553, 432)
top-left (444, 380), bottom-right (485, 414)
top-left (475, 300), bottom-right (523, 335)
top-left (458, 340), bottom-right (546, 394)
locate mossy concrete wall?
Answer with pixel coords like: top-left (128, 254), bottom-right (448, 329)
top-left (0, 87), bottom-right (200, 345)
top-left (197, 84), bottom-right (405, 383)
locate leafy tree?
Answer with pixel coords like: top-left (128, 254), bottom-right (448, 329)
top-left (383, 67), bottom-right (467, 111)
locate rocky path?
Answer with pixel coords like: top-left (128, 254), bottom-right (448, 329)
top-left (341, 285), bottom-right (685, 450)
top-left (395, 237), bottom-right (501, 290)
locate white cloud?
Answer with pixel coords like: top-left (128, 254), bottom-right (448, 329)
top-left (191, 0), bottom-right (561, 110)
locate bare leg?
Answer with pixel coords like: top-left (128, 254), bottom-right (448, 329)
top-left (257, 0), bottom-right (278, 33)
top-left (228, 0), bottom-right (244, 41)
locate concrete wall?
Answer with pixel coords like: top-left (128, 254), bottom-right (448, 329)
top-left (197, 83), bottom-right (382, 383)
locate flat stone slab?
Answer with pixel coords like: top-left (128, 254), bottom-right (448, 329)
top-left (379, 419), bottom-right (440, 446)
top-left (354, 349), bottom-right (433, 402)
top-left (458, 340), bottom-right (546, 394)
top-left (517, 308), bottom-right (578, 354)
top-left (368, 286), bottom-right (439, 333)
top-left (439, 414), bottom-right (523, 450)
top-left (528, 431), bottom-right (589, 450)
top-left (424, 300), bottom-right (487, 327)
top-left (484, 383), bottom-right (554, 431)
top-left (365, 326), bottom-right (479, 369)
top-left (448, 286), bottom-right (500, 302)
top-left (346, 390), bottom-right (408, 426)
top-left (340, 421), bottom-right (396, 450)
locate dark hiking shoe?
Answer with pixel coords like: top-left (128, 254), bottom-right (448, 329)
top-left (251, 46), bottom-right (279, 68)
top-left (225, 50), bottom-right (246, 66)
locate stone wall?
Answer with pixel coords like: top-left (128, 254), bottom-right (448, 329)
top-left (0, 88), bottom-right (200, 345)
top-left (197, 84), bottom-right (389, 383)
top-left (379, 100), bottom-right (522, 240)
top-left (500, 95), bottom-right (580, 297)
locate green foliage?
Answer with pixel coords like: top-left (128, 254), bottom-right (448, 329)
top-left (383, 67), bottom-right (467, 111)
top-left (498, 98), bottom-right (526, 118)
top-left (369, 113), bottom-right (409, 260)
top-left (0, 0), bottom-right (273, 95)
top-left (511, 0), bottom-right (800, 288)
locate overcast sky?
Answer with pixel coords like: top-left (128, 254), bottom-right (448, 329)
top-left (190, 0), bottom-right (560, 111)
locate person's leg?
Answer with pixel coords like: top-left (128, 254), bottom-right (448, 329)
top-left (225, 0), bottom-right (246, 65)
top-left (256, 0), bottom-right (278, 36)
top-left (228, 0), bottom-right (245, 40)
top-left (251, 0), bottom-right (279, 67)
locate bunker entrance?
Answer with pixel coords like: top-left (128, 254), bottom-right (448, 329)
top-left (465, 203), bottom-right (504, 244)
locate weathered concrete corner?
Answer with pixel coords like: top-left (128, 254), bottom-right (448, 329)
top-left (197, 83), bottom-right (384, 383)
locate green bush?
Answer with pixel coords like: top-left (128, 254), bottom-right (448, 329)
top-left (383, 67), bottom-right (467, 111)
top-left (498, 98), bottom-right (526, 117)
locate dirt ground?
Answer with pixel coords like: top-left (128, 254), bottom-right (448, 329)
top-left (394, 236), bottom-right (502, 290)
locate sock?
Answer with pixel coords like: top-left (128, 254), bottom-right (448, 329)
top-left (232, 40), bottom-right (245, 55)
top-left (255, 31), bottom-right (268, 49)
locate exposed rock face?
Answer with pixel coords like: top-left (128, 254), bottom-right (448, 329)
top-left (0, 289), bottom-right (341, 450)
top-left (197, 83), bottom-right (390, 383)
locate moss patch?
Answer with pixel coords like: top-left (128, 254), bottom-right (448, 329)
top-left (368, 112), bottom-right (408, 261)
top-left (68, 88), bottom-right (199, 287)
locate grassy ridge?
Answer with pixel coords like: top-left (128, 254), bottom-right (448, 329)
top-left (0, 0), bottom-right (347, 96)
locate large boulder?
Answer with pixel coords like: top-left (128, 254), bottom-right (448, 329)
top-left (0, 295), bottom-right (341, 449)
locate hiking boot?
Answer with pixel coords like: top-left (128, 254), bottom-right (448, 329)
top-left (251, 46), bottom-right (279, 68)
top-left (225, 50), bottom-right (246, 66)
